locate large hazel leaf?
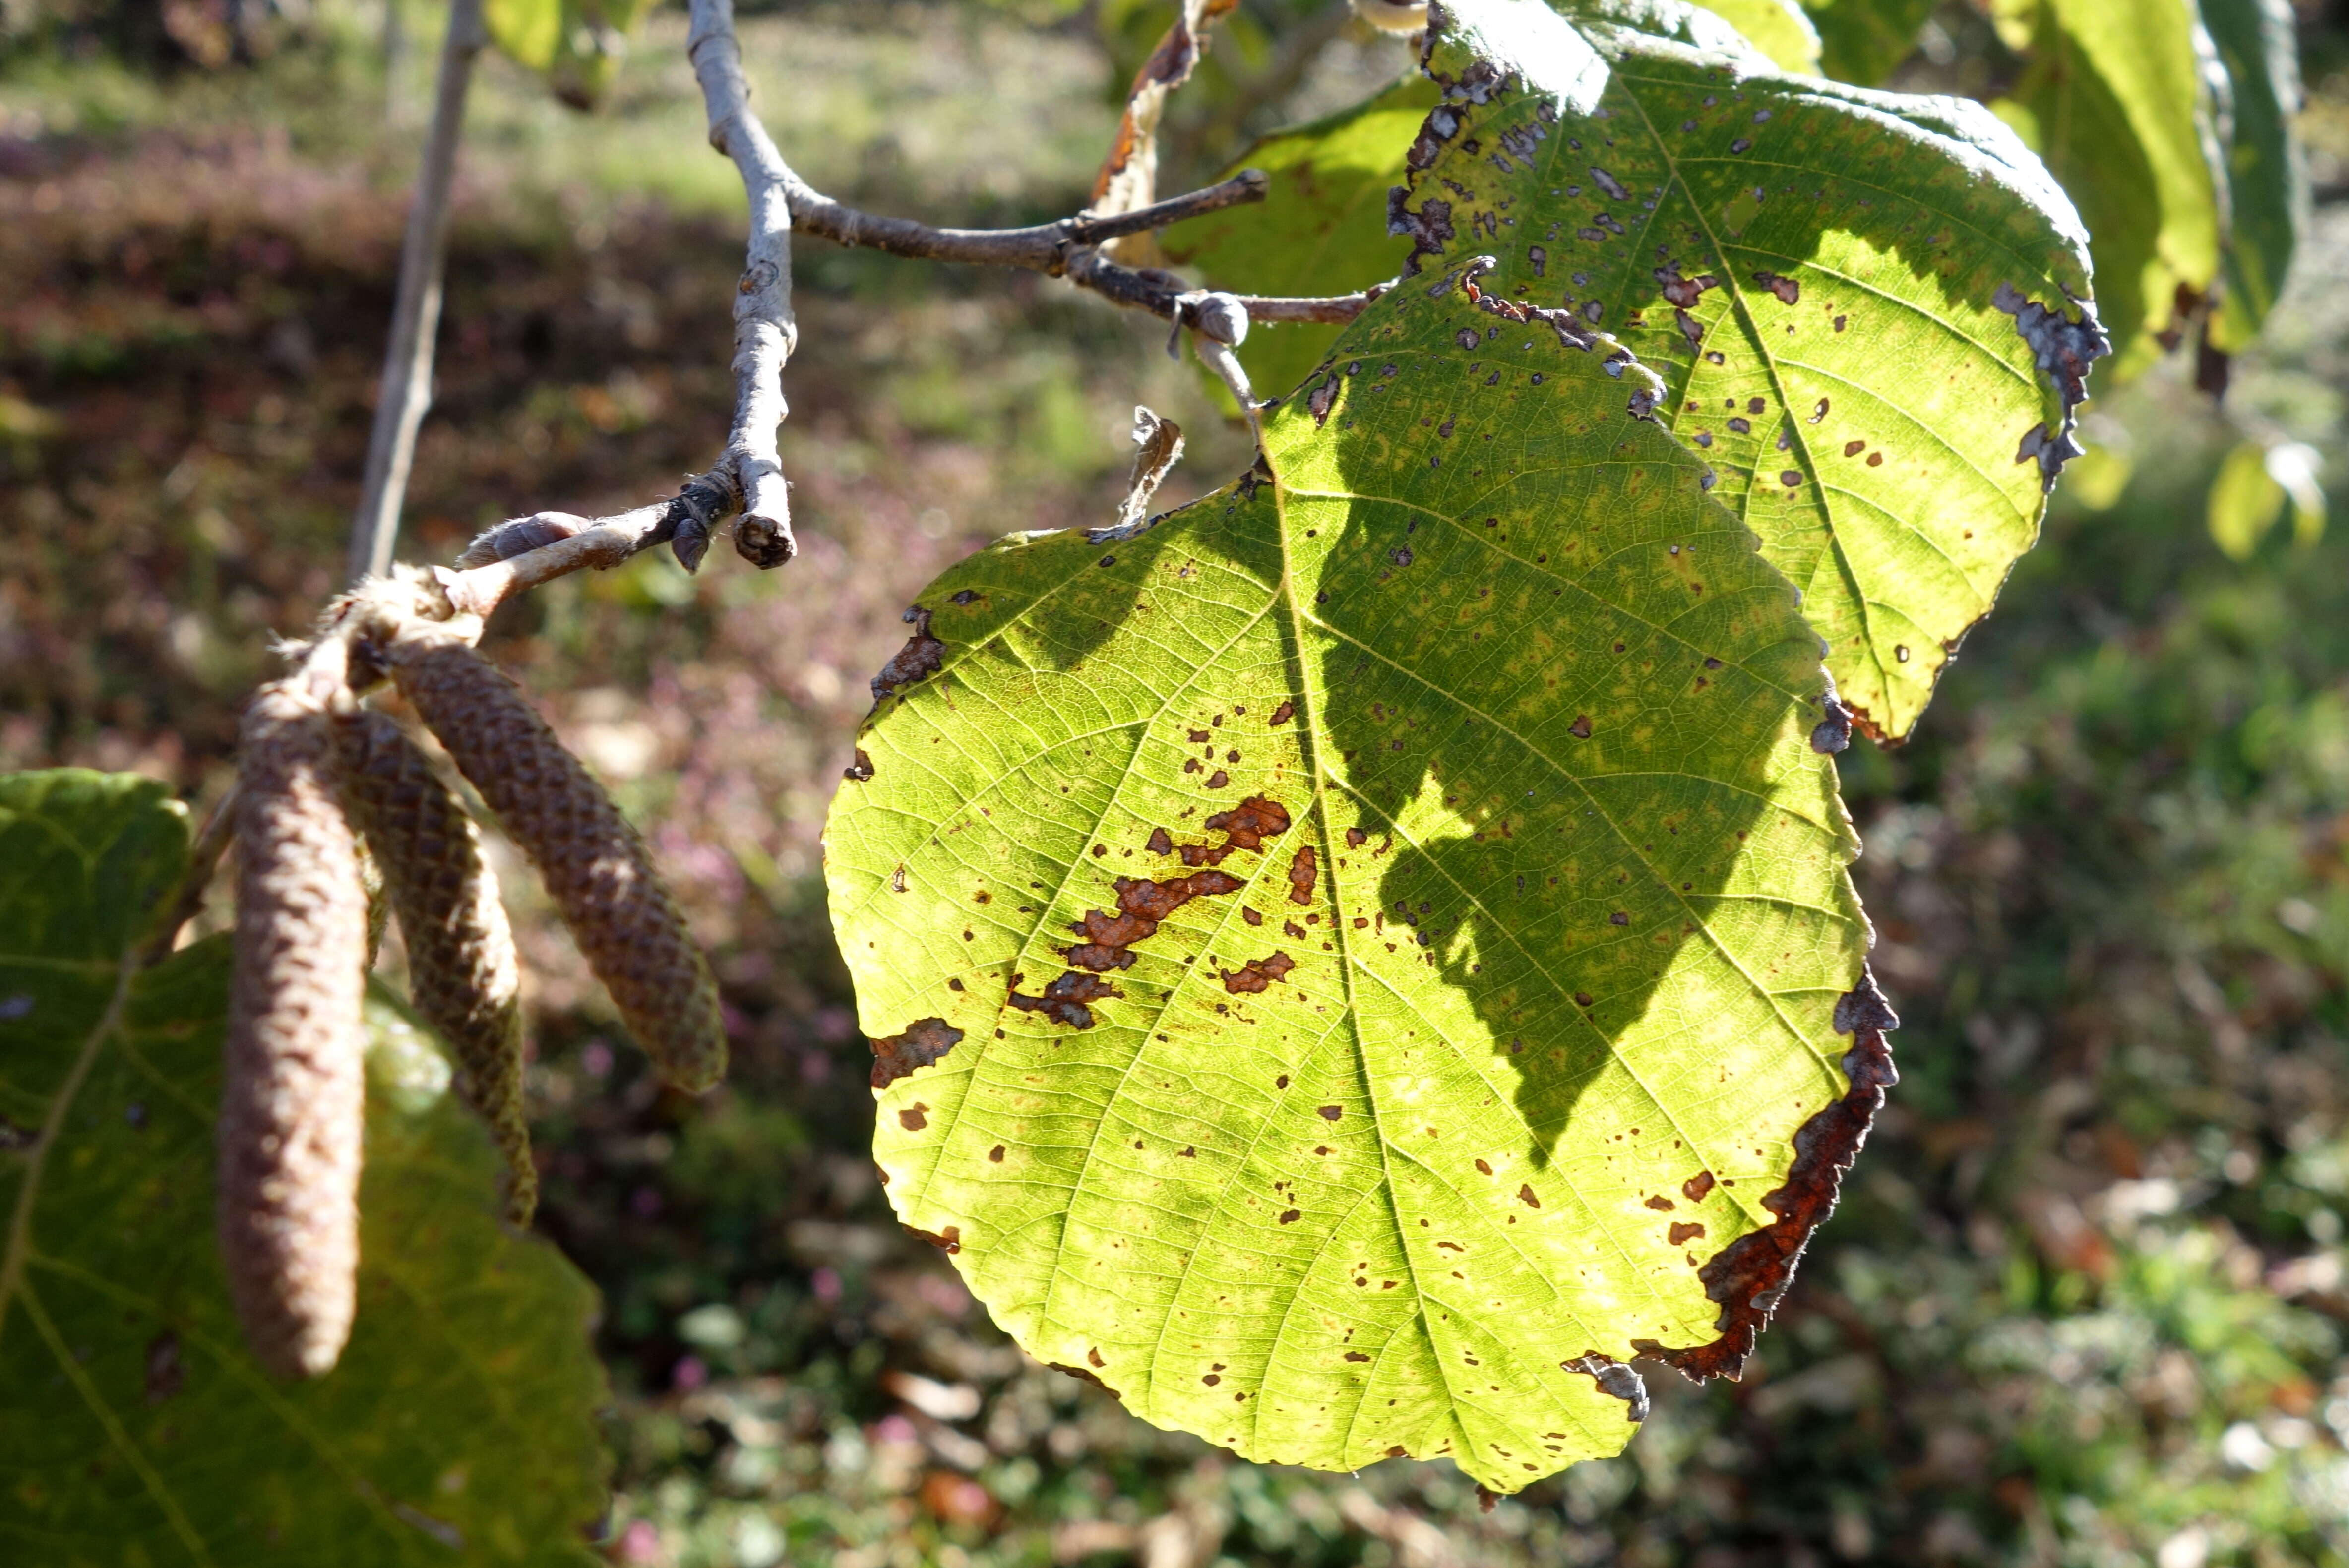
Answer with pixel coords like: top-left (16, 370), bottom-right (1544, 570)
top-left (1377, 0), bottom-right (2105, 740)
top-left (827, 82), bottom-right (1888, 1493)
top-left (0, 770), bottom-right (609, 1565)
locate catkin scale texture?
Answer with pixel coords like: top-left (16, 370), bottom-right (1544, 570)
top-left (336, 710), bottom-right (537, 1224)
top-left (388, 630), bottom-right (727, 1091)
top-left (221, 676), bottom-right (368, 1380)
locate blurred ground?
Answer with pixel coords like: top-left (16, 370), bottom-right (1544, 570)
top-left (7, 3), bottom-right (2349, 1566)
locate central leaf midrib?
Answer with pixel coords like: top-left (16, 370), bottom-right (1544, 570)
top-left (1263, 470), bottom-right (1458, 1467)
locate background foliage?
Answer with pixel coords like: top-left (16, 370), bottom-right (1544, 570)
top-left (4, 0), bottom-right (2349, 1563)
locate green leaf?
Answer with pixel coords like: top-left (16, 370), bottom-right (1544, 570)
top-left (1990, 0), bottom-right (2221, 377)
top-left (1162, 75), bottom-right (1441, 402)
top-left (483, 0), bottom-right (652, 108)
top-left (1380, 5), bottom-right (2103, 739)
top-left (0, 769), bottom-right (609, 1565)
top-left (1683, 0), bottom-right (1821, 74)
top-left (2201, 0), bottom-right (2308, 352)
top-left (827, 165), bottom-right (1877, 1493)
top-left (484, 0), bottom-right (563, 72)
top-left (1798, 0), bottom-right (1935, 84)
top-left (2206, 438), bottom-right (2283, 559)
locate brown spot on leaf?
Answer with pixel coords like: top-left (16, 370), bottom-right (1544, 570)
top-left (898, 1103), bottom-right (929, 1131)
top-left (1269, 699), bottom-right (1297, 725)
top-left (1752, 271), bottom-right (1799, 305)
top-left (1280, 1208), bottom-right (1301, 1224)
top-left (1147, 826), bottom-right (1174, 855)
top-left (871, 1018), bottom-right (964, 1089)
top-left (1008, 971), bottom-right (1123, 1029)
top-left (1064, 869), bottom-right (1246, 971)
top-left (1053, 1361), bottom-right (1110, 1389)
top-left (1089, 1347), bottom-right (1107, 1368)
top-left (1318, 1104), bottom-right (1343, 1122)
top-left (1645, 1194), bottom-right (1675, 1211)
top-left (1165, 795), bottom-right (1292, 867)
top-left (1569, 714), bottom-right (1592, 739)
top-left (1636, 966), bottom-right (1898, 1380)
top-left (905, 1223), bottom-right (961, 1254)
top-left (1206, 769), bottom-right (1230, 789)
top-left (1683, 1170), bottom-right (1716, 1202)
top-left (1345, 1351), bottom-right (1371, 1363)
top-left (1287, 845), bottom-right (1319, 906)
top-left (1221, 951), bottom-right (1297, 994)
top-left (1517, 1184), bottom-right (1540, 1209)
top-left (870, 608), bottom-right (945, 701)
top-left (844, 749), bottom-right (874, 783)
top-left (989, 1145), bottom-right (1005, 1162)
top-left (1669, 1221), bottom-right (1707, 1245)
top-left (144, 1330), bottom-right (184, 1406)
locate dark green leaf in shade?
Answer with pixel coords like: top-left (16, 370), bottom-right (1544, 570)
top-left (1798, 0), bottom-right (1936, 85)
top-left (2200, 0), bottom-right (2308, 352)
top-left (0, 769), bottom-right (610, 1567)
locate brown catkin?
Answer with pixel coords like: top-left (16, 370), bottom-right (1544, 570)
top-left (220, 662), bottom-right (368, 1379)
top-left (386, 626), bottom-right (727, 1091)
top-left (335, 710), bottom-right (538, 1224)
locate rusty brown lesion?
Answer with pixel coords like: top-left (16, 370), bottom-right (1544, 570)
top-left (1635, 966), bottom-right (1899, 1382)
top-left (1157, 794), bottom-right (1290, 867)
top-left (1219, 951), bottom-right (1295, 995)
top-left (868, 606), bottom-right (945, 702)
top-left (870, 1017), bottom-right (964, 1089)
top-left (1007, 971), bottom-right (1123, 1029)
top-left (1287, 844), bottom-right (1318, 906)
top-left (904, 1223), bottom-right (961, 1254)
top-left (1062, 869), bottom-right (1246, 973)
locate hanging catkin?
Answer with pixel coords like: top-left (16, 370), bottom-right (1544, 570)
top-left (385, 623), bottom-right (727, 1092)
top-left (220, 652), bottom-right (367, 1380)
top-left (336, 709), bottom-right (538, 1224)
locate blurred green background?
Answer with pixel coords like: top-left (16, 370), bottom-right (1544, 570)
top-left (6, 1), bottom-right (2349, 1564)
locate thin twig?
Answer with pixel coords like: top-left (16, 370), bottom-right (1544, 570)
top-left (438, 474), bottom-right (734, 620)
top-left (348, 0), bottom-right (485, 585)
top-left (686, 0), bottom-right (798, 571)
top-left (781, 169), bottom-right (1268, 271)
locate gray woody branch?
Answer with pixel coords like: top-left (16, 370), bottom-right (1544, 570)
top-left (425, 1), bottom-right (1375, 607)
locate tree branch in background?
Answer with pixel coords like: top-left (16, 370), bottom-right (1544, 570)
top-left (685, 0), bottom-right (799, 571)
top-left (347, 0), bottom-right (485, 585)
top-left (343, 0), bottom-right (1368, 629)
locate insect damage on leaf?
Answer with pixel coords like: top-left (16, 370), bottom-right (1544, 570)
top-left (870, 607), bottom-right (947, 703)
top-left (1638, 965), bottom-right (1899, 1380)
top-left (1993, 281), bottom-right (2113, 489)
top-left (871, 1017), bottom-right (965, 1089)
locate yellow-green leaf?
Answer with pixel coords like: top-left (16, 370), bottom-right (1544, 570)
top-left (2207, 437), bottom-right (2283, 558)
top-left (827, 16), bottom-right (1885, 1481)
